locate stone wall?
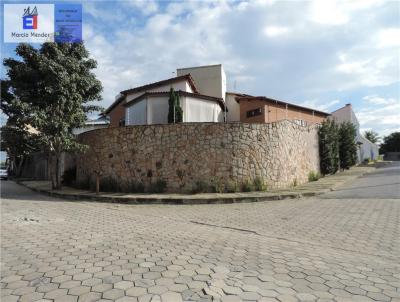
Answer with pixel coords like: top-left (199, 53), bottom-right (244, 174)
top-left (76, 120), bottom-right (320, 192)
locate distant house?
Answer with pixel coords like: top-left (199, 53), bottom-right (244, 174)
top-left (72, 116), bottom-right (110, 135)
top-left (104, 64), bottom-right (329, 127)
top-left (331, 104), bottom-right (379, 162)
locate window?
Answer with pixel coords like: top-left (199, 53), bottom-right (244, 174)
top-left (294, 119), bottom-right (307, 127)
top-left (119, 118), bottom-right (125, 126)
top-left (246, 107), bottom-right (262, 118)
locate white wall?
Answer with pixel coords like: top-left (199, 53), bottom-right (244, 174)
top-left (225, 93), bottom-right (240, 122)
top-left (177, 64), bottom-right (226, 101)
top-left (184, 96), bottom-right (222, 122)
top-left (126, 99), bottom-right (147, 125)
top-left (147, 96), bottom-right (169, 124)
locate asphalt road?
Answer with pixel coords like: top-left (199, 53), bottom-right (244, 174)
top-left (322, 161), bottom-right (400, 199)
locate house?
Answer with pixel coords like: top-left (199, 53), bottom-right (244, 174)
top-left (72, 115), bottom-right (110, 135)
top-left (331, 104), bottom-right (379, 162)
top-left (103, 64), bottom-right (329, 127)
top-left (226, 95), bottom-right (329, 125)
top-left (104, 66), bottom-right (226, 127)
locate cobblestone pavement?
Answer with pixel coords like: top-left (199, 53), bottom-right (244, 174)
top-left (1, 181), bottom-right (399, 302)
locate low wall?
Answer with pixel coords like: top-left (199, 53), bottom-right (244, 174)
top-left (76, 121), bottom-right (320, 192)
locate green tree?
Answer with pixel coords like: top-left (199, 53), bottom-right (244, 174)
top-left (364, 130), bottom-right (380, 144)
top-left (339, 122), bottom-right (358, 169)
top-left (380, 132), bottom-right (400, 154)
top-left (2, 42), bottom-right (103, 189)
top-left (167, 88), bottom-right (183, 123)
top-left (0, 124), bottom-right (40, 176)
top-left (318, 119), bottom-right (339, 175)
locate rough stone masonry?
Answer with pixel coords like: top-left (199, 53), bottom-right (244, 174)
top-left (76, 120), bottom-right (320, 192)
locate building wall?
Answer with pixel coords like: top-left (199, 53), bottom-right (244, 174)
top-left (225, 93), bottom-right (241, 122)
top-left (77, 120), bottom-right (320, 193)
top-left (239, 99), bottom-right (326, 125)
top-left (331, 104), bottom-right (379, 161)
top-left (177, 64), bottom-right (226, 100)
top-left (109, 80), bottom-right (193, 127)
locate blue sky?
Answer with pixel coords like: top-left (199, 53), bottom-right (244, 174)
top-left (1, 0), bottom-right (399, 138)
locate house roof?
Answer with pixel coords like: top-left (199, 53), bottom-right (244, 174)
top-left (104, 74), bottom-right (198, 114)
top-left (124, 91), bottom-right (227, 111)
top-left (236, 96), bottom-right (330, 116)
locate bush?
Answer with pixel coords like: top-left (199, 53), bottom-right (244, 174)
top-left (212, 178), bottom-right (225, 193)
top-left (308, 171), bottom-right (320, 182)
top-left (62, 166), bottom-right (76, 186)
top-left (318, 120), bottom-right (339, 175)
top-left (100, 176), bottom-right (120, 192)
top-left (225, 181), bottom-right (240, 193)
top-left (75, 176), bottom-right (94, 190)
top-left (148, 179), bottom-right (167, 193)
top-left (121, 180), bottom-right (145, 193)
top-left (253, 177), bottom-right (267, 191)
top-left (191, 180), bottom-right (210, 194)
top-left (339, 122), bottom-right (357, 170)
top-left (242, 179), bottom-right (254, 192)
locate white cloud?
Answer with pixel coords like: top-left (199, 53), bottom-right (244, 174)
top-left (300, 99), bottom-right (341, 112)
top-left (81, 0), bottom-right (399, 140)
top-left (264, 26), bottom-right (290, 37)
top-left (376, 28), bottom-right (400, 48)
top-left (362, 95), bottom-right (397, 105)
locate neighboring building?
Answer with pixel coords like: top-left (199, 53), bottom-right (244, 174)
top-left (228, 95), bottom-right (329, 125)
top-left (72, 116), bottom-right (110, 135)
top-left (331, 104), bottom-right (379, 162)
top-left (103, 64), bottom-right (329, 127)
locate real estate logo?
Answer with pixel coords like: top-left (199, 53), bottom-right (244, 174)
top-left (4, 3), bottom-right (82, 43)
top-left (22, 6), bottom-right (38, 30)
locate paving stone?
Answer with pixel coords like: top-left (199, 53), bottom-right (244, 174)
top-left (103, 288), bottom-right (125, 300)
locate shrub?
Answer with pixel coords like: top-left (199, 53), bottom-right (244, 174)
top-left (148, 179), bottom-right (167, 193)
top-left (339, 122), bottom-right (358, 170)
top-left (212, 178), bottom-right (225, 193)
top-left (75, 176), bottom-right (94, 190)
top-left (308, 171), bottom-right (320, 182)
top-left (191, 180), bottom-right (210, 194)
top-left (122, 180), bottom-right (145, 193)
top-left (241, 179), bottom-right (254, 192)
top-left (253, 177), bottom-right (267, 191)
top-left (293, 178), bottom-right (298, 187)
top-left (225, 181), bottom-right (240, 193)
top-left (100, 176), bottom-right (120, 192)
top-left (62, 166), bottom-right (76, 186)
top-left (318, 120), bottom-right (339, 175)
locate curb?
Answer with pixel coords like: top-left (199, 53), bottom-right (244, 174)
top-left (17, 167), bottom-right (374, 205)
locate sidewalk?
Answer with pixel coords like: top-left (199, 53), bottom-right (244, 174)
top-left (17, 165), bottom-right (378, 204)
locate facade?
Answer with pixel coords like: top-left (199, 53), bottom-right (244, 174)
top-left (231, 96), bottom-right (329, 125)
top-left (72, 116), bottom-right (110, 135)
top-left (103, 64), bottom-right (329, 127)
top-left (104, 72), bottom-right (225, 126)
top-left (331, 104), bottom-right (379, 162)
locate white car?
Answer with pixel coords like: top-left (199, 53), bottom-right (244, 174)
top-left (0, 168), bottom-right (8, 180)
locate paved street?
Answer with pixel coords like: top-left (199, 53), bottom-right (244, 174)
top-left (1, 164), bottom-right (400, 302)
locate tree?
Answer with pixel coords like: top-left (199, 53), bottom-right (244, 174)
top-left (0, 124), bottom-right (40, 177)
top-left (380, 132), bottom-right (400, 154)
top-left (364, 130), bottom-right (380, 144)
top-left (167, 88), bottom-right (183, 123)
top-left (2, 42), bottom-right (103, 189)
top-left (318, 119), bottom-right (339, 175)
top-left (339, 122), bottom-right (358, 170)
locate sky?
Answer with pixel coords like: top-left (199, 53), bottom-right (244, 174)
top-left (1, 0), bottom-right (399, 139)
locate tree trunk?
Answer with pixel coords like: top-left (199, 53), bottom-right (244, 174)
top-left (96, 174), bottom-right (100, 195)
top-left (48, 154), bottom-right (55, 189)
top-left (54, 153), bottom-right (63, 190)
top-left (15, 157), bottom-right (25, 177)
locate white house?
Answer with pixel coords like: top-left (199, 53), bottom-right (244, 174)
top-left (331, 104), bottom-right (379, 162)
top-left (105, 65), bottom-right (226, 127)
